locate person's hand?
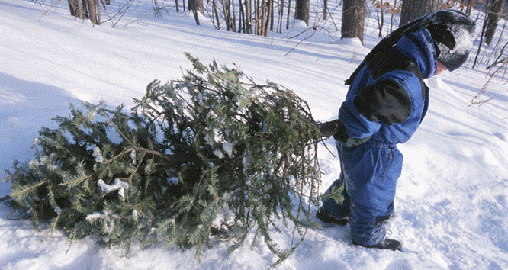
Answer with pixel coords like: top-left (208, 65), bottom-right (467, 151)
top-left (318, 119), bottom-right (342, 138)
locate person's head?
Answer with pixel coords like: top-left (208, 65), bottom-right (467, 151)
top-left (346, 9), bottom-right (475, 85)
top-left (425, 10), bottom-right (475, 73)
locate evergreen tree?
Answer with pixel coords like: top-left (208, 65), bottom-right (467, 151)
top-left (5, 54), bottom-right (325, 265)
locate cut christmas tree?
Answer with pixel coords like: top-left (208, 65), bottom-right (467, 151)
top-left (4, 54), bottom-right (326, 265)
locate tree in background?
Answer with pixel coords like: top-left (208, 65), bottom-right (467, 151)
top-left (296, 0), bottom-right (310, 25)
top-left (371, 0), bottom-right (402, 37)
top-left (342, 0), bottom-right (366, 43)
top-left (188, 0), bottom-right (204, 25)
top-left (188, 0), bottom-right (204, 14)
top-left (323, 0), bottom-right (328, 20)
top-left (473, 0), bottom-right (506, 69)
top-left (484, 0), bottom-right (506, 46)
top-left (68, 0), bottom-right (100, 25)
top-left (399, 0), bottom-right (442, 26)
top-left (463, 0), bottom-right (474, 16)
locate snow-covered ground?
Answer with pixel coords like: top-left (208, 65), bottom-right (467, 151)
top-left (1, 0), bottom-right (508, 269)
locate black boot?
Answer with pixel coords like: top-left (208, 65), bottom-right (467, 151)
top-left (353, 239), bottom-right (402, 251)
top-left (316, 207), bottom-right (349, 225)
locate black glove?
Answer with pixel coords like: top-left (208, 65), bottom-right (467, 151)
top-left (318, 119), bottom-right (371, 147)
top-left (318, 119), bottom-right (343, 139)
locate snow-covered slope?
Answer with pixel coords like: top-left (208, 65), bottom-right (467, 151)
top-left (1, 0), bottom-right (508, 269)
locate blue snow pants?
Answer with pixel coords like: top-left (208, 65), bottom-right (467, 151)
top-left (322, 140), bottom-right (403, 246)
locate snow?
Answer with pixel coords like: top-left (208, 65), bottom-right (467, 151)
top-left (86, 210), bottom-right (119, 234)
top-left (97, 179), bottom-right (129, 199)
top-left (1, 0), bottom-right (508, 269)
top-left (93, 145), bottom-right (105, 163)
top-left (449, 25), bottom-right (473, 55)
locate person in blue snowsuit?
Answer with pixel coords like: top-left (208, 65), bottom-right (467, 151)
top-left (317, 10), bottom-right (475, 250)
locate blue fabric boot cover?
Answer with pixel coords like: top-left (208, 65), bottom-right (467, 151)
top-left (338, 140), bottom-right (403, 246)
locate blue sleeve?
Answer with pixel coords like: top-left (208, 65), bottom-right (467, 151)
top-left (338, 99), bottom-right (382, 139)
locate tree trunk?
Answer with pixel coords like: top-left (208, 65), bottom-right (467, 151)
top-left (85, 0), bottom-right (100, 25)
top-left (232, 0), bottom-right (237, 32)
top-left (213, 0), bottom-right (220, 29)
top-left (278, 0), bottom-right (284, 33)
top-left (286, 0), bottom-right (291, 30)
top-left (295, 0), bottom-right (310, 25)
top-left (255, 0), bottom-right (260, 34)
top-left (68, 0), bottom-right (100, 25)
top-left (323, 0), bottom-right (328, 20)
top-left (239, 0), bottom-right (244, 32)
top-left (266, 0), bottom-right (273, 35)
top-left (484, 0), bottom-right (505, 46)
top-left (270, 0), bottom-right (274, 32)
top-left (245, 0), bottom-right (252, 34)
top-left (222, 0), bottom-right (231, 31)
top-left (68, 0), bottom-right (83, 19)
top-left (342, 0), bottom-right (366, 43)
top-left (473, 9), bottom-right (488, 68)
top-left (188, 0), bottom-right (204, 14)
top-left (260, 0), bottom-right (267, 36)
top-left (466, 0), bottom-right (473, 16)
top-left (378, 0), bottom-right (385, 37)
top-left (390, 0), bottom-right (399, 33)
top-left (461, 0), bottom-right (474, 16)
top-left (399, 0), bottom-right (442, 26)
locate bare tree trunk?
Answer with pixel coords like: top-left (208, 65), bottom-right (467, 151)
top-left (68, 0), bottom-right (100, 25)
top-left (68, 0), bottom-right (83, 19)
top-left (473, 10), bottom-right (489, 68)
top-left (278, 0), bottom-right (284, 33)
top-left (377, 0), bottom-right (385, 37)
top-left (286, 0), bottom-right (291, 30)
top-left (466, 0), bottom-right (473, 16)
top-left (255, 0), bottom-right (260, 35)
top-left (188, 0), bottom-right (204, 14)
top-left (213, 0), bottom-right (220, 29)
top-left (239, 0), bottom-right (244, 32)
top-left (390, 0), bottom-right (399, 33)
top-left (270, 0), bottom-right (274, 32)
top-left (342, 0), bottom-right (366, 43)
top-left (266, 0), bottom-right (273, 35)
top-left (188, 0), bottom-right (203, 25)
top-left (246, 0), bottom-right (252, 33)
top-left (223, 0), bottom-right (231, 31)
top-left (96, 0), bottom-right (100, 23)
top-left (485, 0), bottom-right (505, 46)
top-left (323, 0), bottom-right (328, 20)
top-left (260, 0), bottom-right (267, 36)
top-left (399, 0), bottom-right (442, 26)
top-left (295, 0), bottom-right (309, 25)
top-left (232, 0), bottom-right (237, 32)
